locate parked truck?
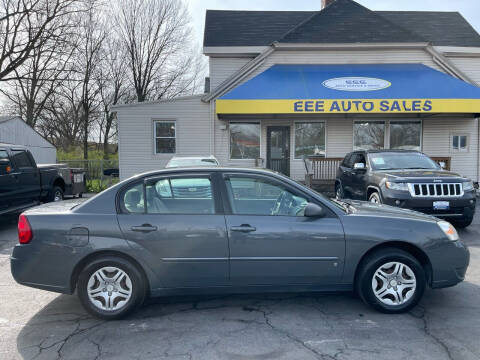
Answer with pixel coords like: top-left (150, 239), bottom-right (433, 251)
top-left (0, 143), bottom-right (86, 215)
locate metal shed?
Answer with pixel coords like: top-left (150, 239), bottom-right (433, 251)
top-left (0, 116), bottom-right (56, 164)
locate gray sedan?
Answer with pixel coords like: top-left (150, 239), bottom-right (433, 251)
top-left (11, 168), bottom-right (469, 319)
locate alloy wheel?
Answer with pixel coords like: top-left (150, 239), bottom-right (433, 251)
top-left (87, 266), bottom-right (133, 311)
top-left (371, 262), bottom-right (416, 306)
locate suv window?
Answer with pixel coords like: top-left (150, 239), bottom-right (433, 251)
top-left (342, 153), bottom-right (353, 168)
top-left (11, 150), bottom-right (34, 168)
top-left (146, 177), bottom-right (215, 214)
top-left (225, 176), bottom-right (308, 216)
top-left (351, 153), bottom-right (366, 167)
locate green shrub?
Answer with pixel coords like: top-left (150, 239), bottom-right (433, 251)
top-left (86, 178), bottom-right (119, 193)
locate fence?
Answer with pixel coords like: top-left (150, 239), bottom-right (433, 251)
top-left (58, 159), bottom-right (119, 181)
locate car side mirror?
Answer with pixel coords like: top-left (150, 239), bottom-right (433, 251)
top-left (304, 203), bottom-right (326, 218)
top-left (353, 163), bottom-right (366, 171)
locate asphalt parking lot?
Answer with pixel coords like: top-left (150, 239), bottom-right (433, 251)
top-left (1, 205), bottom-right (479, 360)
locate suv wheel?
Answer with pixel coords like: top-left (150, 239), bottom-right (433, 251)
top-left (335, 184), bottom-right (344, 200)
top-left (369, 192), bottom-right (382, 204)
top-left (356, 248), bottom-right (426, 314)
top-left (451, 216), bottom-right (473, 229)
top-left (77, 256), bottom-right (146, 320)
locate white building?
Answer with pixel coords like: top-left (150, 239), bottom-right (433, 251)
top-left (115, 0), bottom-right (480, 184)
top-left (0, 116), bottom-right (56, 164)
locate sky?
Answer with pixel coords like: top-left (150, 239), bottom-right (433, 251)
top-left (188, 0), bottom-right (480, 48)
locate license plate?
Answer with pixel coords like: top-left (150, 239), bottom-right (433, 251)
top-left (433, 201), bottom-right (450, 210)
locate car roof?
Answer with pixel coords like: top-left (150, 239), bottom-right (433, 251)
top-left (358, 149), bottom-right (421, 154)
top-left (169, 155), bottom-right (217, 160)
top-left (132, 166), bottom-right (278, 179)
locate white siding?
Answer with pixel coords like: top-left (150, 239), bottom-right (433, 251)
top-left (238, 49), bottom-right (442, 85)
top-left (423, 117), bottom-right (478, 181)
top-left (0, 118), bottom-right (56, 163)
top-left (446, 57), bottom-right (480, 85)
top-left (117, 97), bottom-right (211, 179)
top-left (209, 57), bottom-right (253, 91)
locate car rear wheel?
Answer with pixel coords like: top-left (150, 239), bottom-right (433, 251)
top-left (77, 256), bottom-right (146, 320)
top-left (356, 248), bottom-right (426, 314)
top-left (368, 192), bottom-right (381, 204)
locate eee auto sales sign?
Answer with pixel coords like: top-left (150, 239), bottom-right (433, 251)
top-left (322, 77), bottom-right (391, 92)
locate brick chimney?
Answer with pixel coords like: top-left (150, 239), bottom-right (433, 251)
top-left (321, 0), bottom-right (336, 9)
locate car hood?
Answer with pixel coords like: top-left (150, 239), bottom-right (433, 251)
top-left (375, 169), bottom-right (465, 181)
top-left (343, 200), bottom-right (438, 222)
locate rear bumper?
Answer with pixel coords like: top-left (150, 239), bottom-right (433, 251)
top-left (10, 244), bottom-right (75, 294)
top-left (382, 189), bottom-right (476, 219)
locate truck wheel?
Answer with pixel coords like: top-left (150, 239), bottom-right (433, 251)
top-left (77, 256), bottom-right (146, 320)
top-left (369, 192), bottom-right (382, 204)
top-left (335, 184), bottom-right (344, 200)
top-left (48, 186), bottom-right (64, 202)
top-left (451, 216), bottom-right (473, 229)
top-left (356, 248), bottom-right (426, 314)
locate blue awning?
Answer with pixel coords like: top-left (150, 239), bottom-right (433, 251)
top-left (216, 64), bottom-right (480, 114)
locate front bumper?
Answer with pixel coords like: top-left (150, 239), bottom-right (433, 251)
top-left (428, 240), bottom-right (470, 289)
top-left (381, 188), bottom-right (476, 219)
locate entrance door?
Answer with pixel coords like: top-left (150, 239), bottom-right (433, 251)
top-left (267, 126), bottom-right (290, 176)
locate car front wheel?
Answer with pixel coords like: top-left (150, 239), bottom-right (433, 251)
top-left (77, 256), bottom-right (146, 320)
top-left (356, 248), bottom-right (426, 314)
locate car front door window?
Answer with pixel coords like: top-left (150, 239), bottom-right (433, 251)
top-left (225, 176), bottom-right (308, 217)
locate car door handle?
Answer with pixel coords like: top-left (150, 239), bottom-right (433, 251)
top-left (230, 225), bottom-right (256, 232)
top-left (131, 224), bottom-right (158, 232)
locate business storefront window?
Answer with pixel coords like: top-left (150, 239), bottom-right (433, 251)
top-left (295, 122), bottom-right (325, 158)
top-left (354, 121), bottom-right (385, 150)
top-left (230, 123), bottom-right (260, 159)
top-left (155, 121), bottom-right (176, 154)
top-left (390, 121), bottom-right (421, 151)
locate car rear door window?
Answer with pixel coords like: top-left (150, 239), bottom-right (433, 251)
top-left (121, 183), bottom-right (145, 214)
top-left (225, 176), bottom-right (308, 216)
top-left (146, 177), bottom-right (215, 214)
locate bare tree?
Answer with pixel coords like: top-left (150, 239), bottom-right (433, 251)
top-left (112, 0), bottom-right (201, 102)
top-left (96, 35), bottom-right (131, 158)
top-left (0, 15), bottom-right (76, 127)
top-left (0, 0), bottom-right (77, 81)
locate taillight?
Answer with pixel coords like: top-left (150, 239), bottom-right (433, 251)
top-left (18, 214), bottom-right (33, 244)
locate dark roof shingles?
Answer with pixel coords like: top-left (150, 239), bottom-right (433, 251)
top-left (203, 0), bottom-right (480, 48)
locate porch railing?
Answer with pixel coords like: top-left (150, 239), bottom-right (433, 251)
top-left (431, 157), bottom-right (451, 171)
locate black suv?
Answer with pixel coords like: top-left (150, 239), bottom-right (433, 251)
top-left (335, 150), bottom-right (476, 227)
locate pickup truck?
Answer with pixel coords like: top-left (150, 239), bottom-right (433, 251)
top-left (0, 143), bottom-right (85, 215)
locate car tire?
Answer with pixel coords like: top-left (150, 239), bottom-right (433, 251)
top-left (356, 248), bottom-right (426, 314)
top-left (451, 216), bottom-right (473, 229)
top-left (335, 183), bottom-right (344, 200)
top-left (368, 192), bottom-right (382, 204)
top-left (77, 256), bottom-right (147, 320)
top-left (47, 186), bottom-right (64, 203)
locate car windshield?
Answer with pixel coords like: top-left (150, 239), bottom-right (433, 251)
top-left (167, 158), bottom-right (217, 167)
top-left (369, 152), bottom-right (439, 170)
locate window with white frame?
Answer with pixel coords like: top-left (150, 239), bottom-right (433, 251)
top-left (354, 121), bottom-right (385, 150)
top-left (295, 122), bottom-right (326, 158)
top-left (154, 121), bottom-right (176, 154)
top-left (230, 123), bottom-right (260, 159)
top-left (452, 134), bottom-right (468, 152)
top-left (390, 121), bottom-right (422, 151)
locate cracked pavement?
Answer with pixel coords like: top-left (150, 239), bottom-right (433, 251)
top-left (1, 211), bottom-right (480, 360)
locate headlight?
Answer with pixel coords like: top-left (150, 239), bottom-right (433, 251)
top-left (463, 181), bottom-right (474, 192)
top-left (437, 221), bottom-right (459, 241)
top-left (385, 181), bottom-right (408, 191)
